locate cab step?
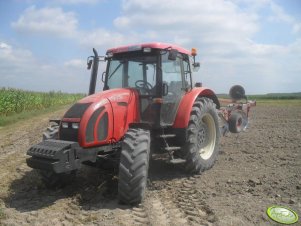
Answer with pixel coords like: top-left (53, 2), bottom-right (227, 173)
top-left (169, 158), bottom-right (186, 164)
top-left (159, 134), bottom-right (176, 139)
top-left (165, 146), bottom-right (181, 151)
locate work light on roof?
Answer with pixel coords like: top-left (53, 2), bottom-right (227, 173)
top-left (143, 47), bottom-right (152, 52)
top-left (191, 48), bottom-right (197, 56)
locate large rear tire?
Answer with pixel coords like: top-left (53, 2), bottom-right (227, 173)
top-left (118, 128), bottom-right (151, 205)
top-left (183, 97), bottom-right (220, 174)
top-left (39, 123), bottom-right (76, 188)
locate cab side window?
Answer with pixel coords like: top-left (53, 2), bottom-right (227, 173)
top-left (183, 55), bottom-right (192, 90)
top-left (162, 53), bottom-right (183, 93)
top-left (128, 61), bottom-right (143, 87)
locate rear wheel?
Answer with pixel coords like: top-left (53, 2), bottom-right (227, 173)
top-left (118, 128), bottom-right (150, 205)
top-left (229, 112), bottom-right (247, 133)
top-left (183, 97), bottom-right (220, 174)
top-left (39, 123), bottom-right (76, 188)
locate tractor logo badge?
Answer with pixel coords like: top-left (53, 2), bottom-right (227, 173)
top-left (267, 206), bottom-right (298, 224)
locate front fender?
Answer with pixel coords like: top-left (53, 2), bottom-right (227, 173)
top-left (172, 87), bottom-right (220, 128)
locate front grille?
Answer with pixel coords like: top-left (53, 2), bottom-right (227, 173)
top-left (59, 122), bottom-right (79, 142)
top-left (60, 103), bottom-right (91, 142)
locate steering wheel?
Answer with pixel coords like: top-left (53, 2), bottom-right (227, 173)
top-left (135, 80), bottom-right (153, 93)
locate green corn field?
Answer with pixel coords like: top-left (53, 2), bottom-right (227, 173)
top-left (0, 87), bottom-right (84, 116)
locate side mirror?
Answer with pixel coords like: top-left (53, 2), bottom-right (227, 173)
top-left (163, 83), bottom-right (169, 96)
top-left (192, 62), bottom-right (200, 72)
top-left (168, 49), bottom-right (178, 61)
top-left (195, 82), bottom-right (202, 87)
top-left (87, 59), bottom-right (93, 70)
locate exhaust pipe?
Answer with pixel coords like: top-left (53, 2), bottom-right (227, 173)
top-left (88, 48), bottom-right (99, 95)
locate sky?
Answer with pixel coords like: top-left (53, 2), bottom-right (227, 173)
top-left (0, 0), bottom-right (300, 94)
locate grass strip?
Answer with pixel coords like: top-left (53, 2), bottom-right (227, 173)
top-left (255, 99), bottom-right (301, 106)
top-left (0, 104), bottom-right (69, 127)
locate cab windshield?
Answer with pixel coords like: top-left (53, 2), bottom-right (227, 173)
top-left (106, 52), bottom-right (157, 95)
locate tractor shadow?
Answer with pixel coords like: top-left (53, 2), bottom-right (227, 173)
top-left (149, 154), bottom-right (188, 180)
top-left (4, 166), bottom-right (121, 212)
top-left (4, 155), bottom-right (187, 212)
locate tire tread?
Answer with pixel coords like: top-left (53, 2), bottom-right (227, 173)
top-left (118, 128), bottom-right (150, 205)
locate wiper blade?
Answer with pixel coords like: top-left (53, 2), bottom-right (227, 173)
top-left (109, 62), bottom-right (123, 79)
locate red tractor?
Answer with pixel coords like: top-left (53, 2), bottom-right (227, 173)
top-left (26, 43), bottom-right (255, 204)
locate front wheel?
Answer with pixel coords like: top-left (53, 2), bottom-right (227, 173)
top-left (118, 128), bottom-right (151, 205)
top-left (183, 97), bottom-right (220, 174)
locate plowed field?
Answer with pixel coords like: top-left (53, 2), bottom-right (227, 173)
top-left (0, 105), bottom-right (300, 225)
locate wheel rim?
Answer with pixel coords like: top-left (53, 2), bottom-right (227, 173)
top-left (198, 113), bottom-right (216, 160)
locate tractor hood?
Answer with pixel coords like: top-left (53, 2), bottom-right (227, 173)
top-left (79, 88), bottom-right (136, 105)
top-left (60, 88), bottom-right (139, 147)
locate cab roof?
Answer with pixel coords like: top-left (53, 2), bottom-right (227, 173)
top-left (106, 42), bottom-right (191, 56)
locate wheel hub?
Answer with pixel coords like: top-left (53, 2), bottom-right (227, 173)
top-left (198, 113), bottom-right (217, 160)
top-left (197, 123), bottom-right (209, 149)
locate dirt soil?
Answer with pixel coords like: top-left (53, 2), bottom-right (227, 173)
top-left (0, 105), bottom-right (300, 226)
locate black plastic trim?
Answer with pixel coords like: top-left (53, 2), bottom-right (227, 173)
top-left (64, 103), bottom-right (91, 118)
top-left (86, 107), bottom-right (105, 143)
top-left (26, 140), bottom-right (98, 173)
top-left (60, 124), bottom-right (78, 142)
top-left (97, 112), bottom-right (108, 141)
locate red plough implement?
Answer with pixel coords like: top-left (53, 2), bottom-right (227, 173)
top-left (218, 85), bottom-right (256, 136)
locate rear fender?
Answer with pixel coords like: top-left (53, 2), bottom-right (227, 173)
top-left (172, 87), bottom-right (220, 128)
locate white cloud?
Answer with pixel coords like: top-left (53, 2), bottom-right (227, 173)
top-left (53, 0), bottom-right (101, 4)
top-left (6, 1), bottom-right (301, 94)
top-left (11, 6), bottom-right (132, 51)
top-left (64, 59), bottom-right (86, 68)
top-left (0, 42), bottom-right (12, 50)
top-left (244, 39), bottom-right (288, 56)
top-left (11, 5), bottom-right (78, 38)
top-left (114, 0), bottom-right (259, 56)
top-left (0, 41), bottom-right (89, 93)
top-left (109, 0), bottom-right (301, 93)
top-left (115, 0), bottom-right (258, 35)
top-left (269, 2), bottom-right (294, 23)
top-left (269, 1), bottom-right (301, 34)
top-left (292, 23), bottom-right (301, 34)
top-left (0, 42), bottom-right (33, 65)
top-left (78, 28), bottom-right (140, 52)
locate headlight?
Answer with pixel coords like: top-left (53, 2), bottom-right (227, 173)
top-left (72, 122), bottom-right (79, 129)
top-left (62, 122), bottom-right (68, 128)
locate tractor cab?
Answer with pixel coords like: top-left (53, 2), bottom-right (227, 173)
top-left (103, 43), bottom-right (200, 126)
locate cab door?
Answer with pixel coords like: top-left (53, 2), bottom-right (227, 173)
top-left (160, 53), bottom-right (187, 125)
